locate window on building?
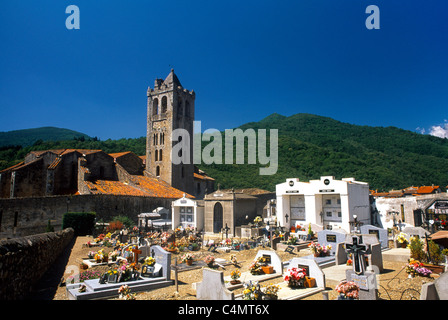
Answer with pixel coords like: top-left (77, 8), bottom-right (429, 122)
top-left (153, 98), bottom-right (159, 116)
top-left (326, 211), bottom-right (332, 217)
top-left (155, 150), bottom-right (158, 161)
top-left (337, 199), bottom-right (341, 205)
top-left (180, 206), bottom-right (194, 223)
top-left (161, 96), bottom-right (168, 113)
top-left (401, 204), bottom-right (405, 222)
top-left (326, 199), bottom-right (331, 205)
top-left (338, 211), bottom-right (342, 218)
top-left (156, 166), bottom-right (160, 177)
top-left (159, 149), bottom-right (163, 161)
top-left (178, 99), bottom-right (183, 115)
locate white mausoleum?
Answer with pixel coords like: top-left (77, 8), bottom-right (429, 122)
top-left (171, 195), bottom-right (204, 231)
top-left (276, 176), bottom-right (370, 232)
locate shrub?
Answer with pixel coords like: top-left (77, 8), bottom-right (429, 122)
top-left (428, 240), bottom-right (444, 265)
top-left (107, 220), bottom-right (124, 233)
top-left (111, 215), bottom-right (134, 229)
top-left (62, 212), bottom-right (96, 236)
top-left (409, 236), bottom-right (425, 261)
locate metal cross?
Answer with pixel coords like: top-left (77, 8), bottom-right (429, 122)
top-left (223, 223), bottom-right (230, 240)
top-left (345, 236), bottom-right (370, 275)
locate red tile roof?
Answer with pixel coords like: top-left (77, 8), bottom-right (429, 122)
top-left (85, 175), bottom-right (194, 199)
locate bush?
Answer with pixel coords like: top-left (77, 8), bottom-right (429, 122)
top-left (428, 240), bottom-right (444, 265)
top-left (62, 212), bottom-right (96, 236)
top-left (107, 220), bottom-right (124, 233)
top-left (409, 236), bottom-right (425, 261)
top-left (111, 215), bottom-right (134, 229)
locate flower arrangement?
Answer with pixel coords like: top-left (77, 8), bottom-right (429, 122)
top-left (308, 242), bottom-right (331, 257)
top-left (253, 216), bottom-right (263, 226)
top-left (335, 281), bottom-right (360, 300)
top-left (396, 232), bottom-right (408, 244)
top-left (110, 251), bottom-right (119, 262)
top-left (287, 236), bottom-right (298, 245)
top-left (230, 254), bottom-right (238, 265)
top-left (249, 259), bottom-right (263, 275)
top-left (204, 255), bottom-right (215, 267)
top-left (181, 253), bottom-right (195, 264)
top-left (118, 285), bottom-right (136, 300)
top-left (88, 251), bottom-right (96, 259)
top-left (405, 259), bottom-right (432, 277)
top-left (263, 283), bottom-right (280, 300)
top-left (243, 281), bottom-right (263, 300)
top-left (144, 256), bottom-right (156, 266)
top-left (66, 269), bottom-right (102, 284)
top-left (283, 267), bottom-right (306, 288)
top-left (230, 269), bottom-right (241, 280)
top-left (257, 256), bottom-right (270, 266)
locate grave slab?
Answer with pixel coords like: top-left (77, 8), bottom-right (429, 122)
top-left (360, 225), bottom-right (388, 248)
top-left (196, 268), bottom-right (234, 300)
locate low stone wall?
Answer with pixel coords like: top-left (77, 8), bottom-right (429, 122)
top-left (0, 228), bottom-right (74, 300)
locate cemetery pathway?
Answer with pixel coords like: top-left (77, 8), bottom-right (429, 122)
top-left (47, 236), bottom-right (439, 300)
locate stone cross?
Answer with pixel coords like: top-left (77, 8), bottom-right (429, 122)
top-left (223, 223), bottom-right (230, 239)
top-left (132, 246), bottom-right (142, 264)
top-left (345, 236), bottom-right (370, 275)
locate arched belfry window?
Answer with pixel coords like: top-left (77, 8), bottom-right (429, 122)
top-left (159, 149), bottom-right (163, 161)
top-left (155, 150), bottom-right (158, 162)
top-left (161, 96), bottom-right (168, 113)
top-left (153, 98), bottom-right (159, 116)
top-left (156, 166), bottom-right (160, 177)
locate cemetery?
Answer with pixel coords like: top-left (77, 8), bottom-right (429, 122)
top-left (7, 218), bottom-right (447, 301)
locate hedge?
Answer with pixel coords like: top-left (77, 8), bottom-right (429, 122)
top-left (62, 212), bottom-right (96, 236)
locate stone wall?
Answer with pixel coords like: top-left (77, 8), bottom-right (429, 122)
top-left (0, 194), bottom-right (174, 239)
top-left (0, 228), bottom-right (74, 300)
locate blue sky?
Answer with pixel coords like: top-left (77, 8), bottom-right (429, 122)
top-left (0, 0), bottom-right (447, 140)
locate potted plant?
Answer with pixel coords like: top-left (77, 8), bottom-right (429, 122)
top-left (242, 281), bottom-right (263, 300)
top-left (79, 262), bottom-right (88, 270)
top-left (405, 259), bottom-right (432, 278)
top-left (335, 280), bottom-right (359, 300)
top-left (230, 270), bottom-right (241, 285)
top-left (283, 267), bottom-right (306, 288)
top-left (307, 223), bottom-right (314, 240)
top-left (181, 253), bottom-right (195, 266)
top-left (396, 232), bottom-right (408, 248)
top-left (204, 255), bottom-right (215, 268)
top-left (249, 259), bottom-right (264, 275)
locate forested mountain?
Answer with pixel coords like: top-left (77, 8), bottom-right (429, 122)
top-left (200, 113), bottom-right (448, 192)
top-left (0, 127), bottom-right (91, 148)
top-left (1, 114), bottom-right (447, 192)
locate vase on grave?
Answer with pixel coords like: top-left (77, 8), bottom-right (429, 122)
top-left (230, 280), bottom-right (241, 285)
top-left (261, 266), bottom-right (274, 274)
top-left (186, 259), bottom-right (193, 266)
top-left (304, 277), bottom-right (316, 288)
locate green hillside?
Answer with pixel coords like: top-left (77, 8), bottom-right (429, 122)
top-left (199, 113), bottom-right (448, 192)
top-left (1, 114), bottom-right (447, 192)
top-left (0, 127), bottom-right (91, 148)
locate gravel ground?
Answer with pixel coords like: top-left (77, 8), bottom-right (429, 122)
top-left (52, 236), bottom-right (439, 301)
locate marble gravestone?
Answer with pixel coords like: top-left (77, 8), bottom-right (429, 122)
top-left (360, 225), bottom-right (388, 248)
top-left (196, 268), bottom-right (234, 300)
top-left (288, 257), bottom-right (326, 289)
top-left (253, 250), bottom-right (283, 274)
top-left (317, 229), bottom-right (348, 255)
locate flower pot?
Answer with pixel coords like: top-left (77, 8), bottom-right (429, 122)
top-left (230, 280), bottom-right (241, 285)
top-left (304, 277), bottom-right (316, 288)
top-left (186, 259), bottom-right (193, 266)
top-left (261, 266), bottom-right (274, 274)
top-left (314, 253), bottom-right (320, 258)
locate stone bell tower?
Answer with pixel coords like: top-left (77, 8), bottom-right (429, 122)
top-left (145, 69), bottom-right (195, 195)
